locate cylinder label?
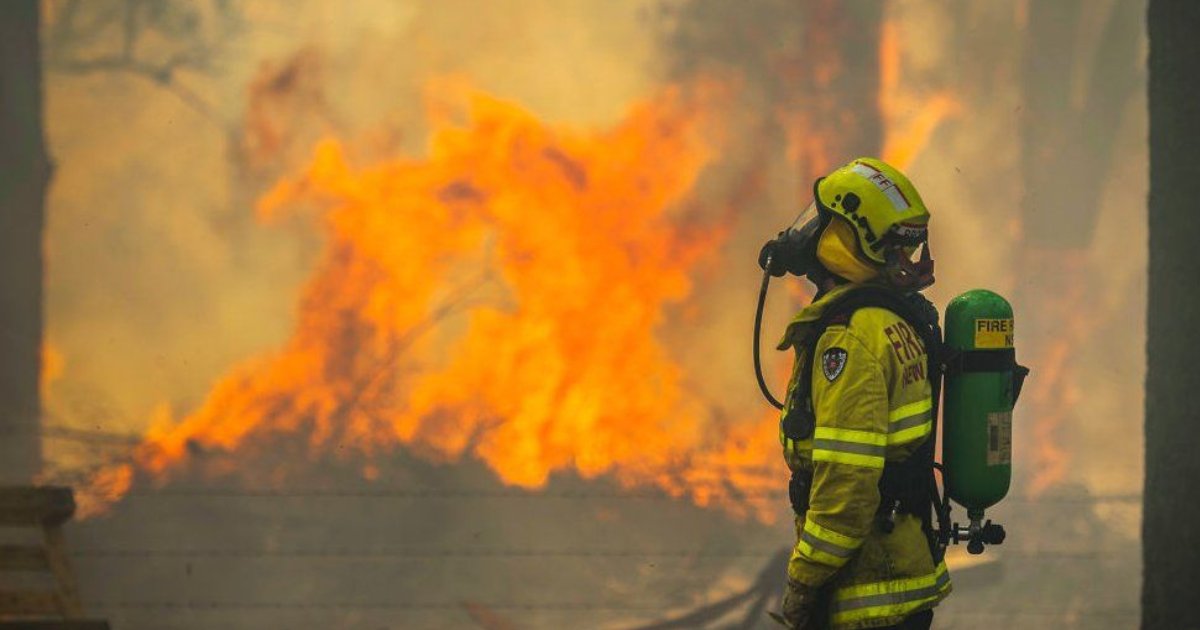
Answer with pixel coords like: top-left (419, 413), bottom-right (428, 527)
top-left (987, 411), bottom-right (1013, 466)
top-left (974, 318), bottom-right (1014, 348)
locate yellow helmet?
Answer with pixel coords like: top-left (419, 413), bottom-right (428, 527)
top-left (761, 157), bottom-right (933, 287)
top-left (816, 157), bottom-right (930, 263)
top-left (811, 157), bottom-right (933, 288)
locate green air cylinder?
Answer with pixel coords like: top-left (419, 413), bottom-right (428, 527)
top-left (942, 289), bottom-right (1016, 520)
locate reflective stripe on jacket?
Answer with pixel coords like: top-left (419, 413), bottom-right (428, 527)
top-left (778, 283), bottom-right (950, 630)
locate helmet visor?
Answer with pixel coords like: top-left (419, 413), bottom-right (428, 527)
top-left (787, 201), bottom-right (824, 255)
top-left (788, 200), bottom-right (820, 234)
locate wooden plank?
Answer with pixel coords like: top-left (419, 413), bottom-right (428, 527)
top-left (0, 488), bottom-right (74, 527)
top-left (0, 590), bottom-right (58, 615)
top-left (41, 526), bottom-right (79, 617)
top-left (0, 623), bottom-right (110, 629)
top-left (0, 544), bottom-right (48, 571)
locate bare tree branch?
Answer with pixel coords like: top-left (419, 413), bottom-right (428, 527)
top-left (44, 0), bottom-right (244, 130)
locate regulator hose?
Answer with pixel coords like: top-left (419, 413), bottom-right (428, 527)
top-left (754, 255), bottom-right (786, 410)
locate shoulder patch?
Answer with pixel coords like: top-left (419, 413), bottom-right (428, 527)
top-left (821, 347), bottom-right (849, 382)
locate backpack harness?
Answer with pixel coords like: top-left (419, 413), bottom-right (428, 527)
top-left (782, 286), bottom-right (951, 561)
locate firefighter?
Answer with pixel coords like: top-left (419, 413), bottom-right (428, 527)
top-left (759, 158), bottom-right (950, 629)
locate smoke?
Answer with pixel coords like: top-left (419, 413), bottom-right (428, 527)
top-left (878, 1), bottom-right (1146, 512)
top-left (40, 1), bottom-right (1145, 627)
top-left (43, 0), bottom-right (1147, 522)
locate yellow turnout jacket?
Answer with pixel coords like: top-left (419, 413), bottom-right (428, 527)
top-left (779, 283), bottom-right (951, 629)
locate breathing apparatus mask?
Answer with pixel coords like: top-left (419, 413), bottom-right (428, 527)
top-left (753, 200), bottom-right (827, 410)
top-left (757, 200), bottom-right (826, 280)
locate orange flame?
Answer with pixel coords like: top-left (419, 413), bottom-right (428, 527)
top-left (41, 340), bottom-right (65, 401)
top-left (81, 83), bottom-right (784, 521)
top-left (879, 20), bottom-right (960, 170)
top-left (1024, 250), bottom-right (1091, 496)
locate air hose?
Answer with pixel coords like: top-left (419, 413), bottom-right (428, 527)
top-left (754, 254), bottom-right (785, 410)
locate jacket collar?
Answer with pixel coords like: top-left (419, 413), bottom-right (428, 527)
top-left (776, 282), bottom-right (861, 351)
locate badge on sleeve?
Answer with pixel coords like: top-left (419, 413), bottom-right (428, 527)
top-left (822, 347), bottom-right (848, 382)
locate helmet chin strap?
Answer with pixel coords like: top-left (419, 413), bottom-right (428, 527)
top-left (884, 242), bottom-right (936, 291)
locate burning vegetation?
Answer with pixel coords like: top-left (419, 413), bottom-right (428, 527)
top-left (78, 82), bottom-right (790, 520)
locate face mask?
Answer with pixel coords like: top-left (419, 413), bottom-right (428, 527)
top-left (758, 201), bottom-right (824, 278)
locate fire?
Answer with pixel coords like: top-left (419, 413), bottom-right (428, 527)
top-left (79, 83), bottom-right (784, 521)
top-left (1027, 339), bottom-right (1074, 495)
top-left (881, 92), bottom-right (959, 171)
top-left (41, 340), bottom-right (65, 400)
top-left (878, 20), bottom-right (960, 170)
top-left (1024, 250), bottom-right (1091, 496)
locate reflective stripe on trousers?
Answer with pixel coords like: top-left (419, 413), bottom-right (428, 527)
top-left (830, 561), bottom-right (951, 627)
